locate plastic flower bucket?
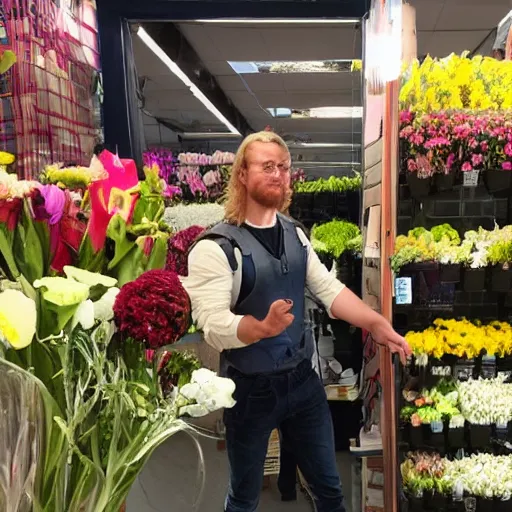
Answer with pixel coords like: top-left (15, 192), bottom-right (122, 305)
top-left (490, 265), bottom-right (512, 293)
top-left (434, 172), bottom-right (456, 192)
top-left (409, 425), bottom-right (424, 449)
top-left (462, 267), bottom-right (486, 292)
top-left (447, 426), bottom-right (466, 450)
top-left (477, 496), bottom-right (494, 512)
top-left (439, 263), bottom-right (461, 283)
top-left (494, 498), bottom-right (511, 512)
top-left (406, 172), bottom-right (432, 201)
top-left (407, 495), bottom-right (426, 512)
top-left (469, 424), bottom-right (492, 450)
top-left (484, 169), bottom-right (512, 198)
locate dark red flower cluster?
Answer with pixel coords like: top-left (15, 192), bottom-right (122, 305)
top-left (113, 269), bottom-right (191, 348)
top-left (165, 225), bottom-right (205, 276)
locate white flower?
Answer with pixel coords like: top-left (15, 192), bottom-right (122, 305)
top-left (163, 203), bottom-right (225, 232)
top-left (93, 287), bottom-right (120, 321)
top-left (72, 299), bottom-right (95, 330)
top-left (179, 368), bottom-right (236, 418)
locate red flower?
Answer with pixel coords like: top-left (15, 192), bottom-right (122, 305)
top-left (165, 225), bottom-right (205, 276)
top-left (113, 269), bottom-right (191, 348)
top-left (0, 198), bottom-right (22, 231)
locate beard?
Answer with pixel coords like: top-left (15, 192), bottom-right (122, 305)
top-left (249, 180), bottom-right (288, 209)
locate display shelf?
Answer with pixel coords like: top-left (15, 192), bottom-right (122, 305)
top-left (394, 173), bottom-right (512, 512)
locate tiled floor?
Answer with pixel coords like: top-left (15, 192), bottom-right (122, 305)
top-left (127, 432), bottom-right (354, 512)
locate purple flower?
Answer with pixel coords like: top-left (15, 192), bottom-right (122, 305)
top-left (41, 185), bottom-right (66, 225)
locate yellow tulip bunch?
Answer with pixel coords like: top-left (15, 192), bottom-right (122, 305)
top-left (400, 53), bottom-right (512, 114)
top-left (405, 318), bottom-right (512, 359)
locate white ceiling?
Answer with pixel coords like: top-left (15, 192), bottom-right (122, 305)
top-left (133, 0), bottom-right (511, 166)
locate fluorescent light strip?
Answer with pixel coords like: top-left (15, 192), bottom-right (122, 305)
top-left (137, 27), bottom-right (240, 135)
top-left (288, 142), bottom-right (361, 149)
top-left (194, 18), bottom-right (360, 24)
top-left (181, 132), bottom-right (242, 140)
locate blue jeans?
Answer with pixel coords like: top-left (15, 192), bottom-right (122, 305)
top-left (223, 360), bottom-right (345, 512)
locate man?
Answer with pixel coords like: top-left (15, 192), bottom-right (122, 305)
top-left (183, 131), bottom-right (411, 512)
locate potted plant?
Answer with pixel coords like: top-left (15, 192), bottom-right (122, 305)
top-left (460, 231), bottom-right (488, 292)
top-left (487, 240), bottom-right (512, 292)
top-left (447, 415), bottom-right (466, 450)
top-left (431, 224), bottom-right (463, 283)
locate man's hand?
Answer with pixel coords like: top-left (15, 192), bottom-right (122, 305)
top-left (262, 299), bottom-right (295, 338)
top-left (237, 299), bottom-right (294, 344)
top-left (370, 318), bottom-right (412, 365)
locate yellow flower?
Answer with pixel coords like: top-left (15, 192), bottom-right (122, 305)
top-left (34, 277), bottom-right (89, 306)
top-left (0, 289), bottom-right (36, 349)
top-left (0, 151), bottom-right (15, 166)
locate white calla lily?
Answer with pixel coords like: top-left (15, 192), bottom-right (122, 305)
top-left (0, 289), bottom-right (36, 350)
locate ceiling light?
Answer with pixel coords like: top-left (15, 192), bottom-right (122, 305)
top-left (137, 26), bottom-right (240, 135)
top-left (267, 107), bottom-right (363, 119)
top-left (180, 132), bottom-right (242, 140)
top-left (194, 18), bottom-right (360, 24)
top-left (228, 60), bottom-right (353, 74)
top-left (288, 142), bottom-right (361, 149)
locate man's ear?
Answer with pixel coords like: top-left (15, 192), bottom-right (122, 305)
top-left (239, 167), bottom-right (247, 185)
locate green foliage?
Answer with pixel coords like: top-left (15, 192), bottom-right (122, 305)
top-left (294, 174), bottom-right (362, 194)
top-left (311, 220), bottom-right (361, 258)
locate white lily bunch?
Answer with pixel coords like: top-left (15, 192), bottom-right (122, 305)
top-left (444, 454), bottom-right (512, 499)
top-left (179, 368), bottom-right (236, 418)
top-left (458, 377), bottom-right (512, 426)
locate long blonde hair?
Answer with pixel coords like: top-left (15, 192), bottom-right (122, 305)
top-left (224, 131), bottom-right (293, 225)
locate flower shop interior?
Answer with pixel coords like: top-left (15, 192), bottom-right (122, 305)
top-left (1, 0), bottom-right (512, 512)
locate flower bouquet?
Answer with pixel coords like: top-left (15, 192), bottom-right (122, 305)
top-left (458, 377), bottom-right (512, 450)
top-left (401, 451), bottom-right (449, 510)
top-left (0, 266), bottom-right (236, 511)
top-left (400, 379), bottom-right (461, 452)
top-left (487, 237), bottom-right (512, 292)
top-left (406, 318), bottom-right (512, 361)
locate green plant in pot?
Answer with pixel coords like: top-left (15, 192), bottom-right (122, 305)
top-left (487, 240), bottom-right (512, 292)
top-left (311, 220), bottom-right (361, 280)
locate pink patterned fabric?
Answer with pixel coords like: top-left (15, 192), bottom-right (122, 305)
top-left (0, 0), bottom-right (101, 179)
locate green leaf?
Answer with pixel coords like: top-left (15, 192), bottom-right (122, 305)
top-left (0, 223), bottom-right (19, 279)
top-left (33, 220), bottom-right (51, 275)
top-left (78, 235), bottom-right (106, 273)
top-left (146, 236), bottom-right (168, 270)
top-left (106, 215), bottom-right (136, 270)
top-left (13, 200), bottom-right (44, 284)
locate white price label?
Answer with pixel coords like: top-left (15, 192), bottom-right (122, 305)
top-left (463, 170), bottom-right (480, 187)
top-left (395, 277), bottom-right (412, 305)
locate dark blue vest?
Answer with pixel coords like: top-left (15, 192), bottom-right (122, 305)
top-left (200, 214), bottom-right (313, 375)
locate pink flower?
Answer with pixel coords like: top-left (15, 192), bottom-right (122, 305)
top-left (480, 141), bottom-right (489, 152)
top-left (461, 162), bottom-right (473, 172)
top-left (400, 110), bottom-right (414, 124)
top-left (505, 143), bottom-right (512, 157)
top-left (407, 159), bottom-right (418, 172)
top-left (410, 133), bottom-right (424, 145)
top-left (471, 154), bottom-right (484, 167)
top-left (446, 153), bottom-right (455, 170)
top-left (502, 161), bottom-right (512, 171)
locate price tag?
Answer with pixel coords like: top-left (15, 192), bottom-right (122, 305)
top-left (395, 277), bottom-right (412, 305)
top-left (463, 170), bottom-right (480, 187)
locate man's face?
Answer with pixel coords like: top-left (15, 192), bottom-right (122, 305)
top-left (242, 141), bottom-right (291, 209)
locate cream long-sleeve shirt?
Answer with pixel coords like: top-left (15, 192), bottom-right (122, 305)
top-left (182, 225), bottom-right (345, 352)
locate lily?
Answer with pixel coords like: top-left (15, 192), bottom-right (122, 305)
top-left (85, 151), bottom-right (140, 253)
top-left (0, 289), bottom-right (36, 350)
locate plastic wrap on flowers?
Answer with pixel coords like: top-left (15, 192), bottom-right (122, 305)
top-left (113, 269), bottom-right (191, 348)
top-left (166, 225), bottom-right (206, 276)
